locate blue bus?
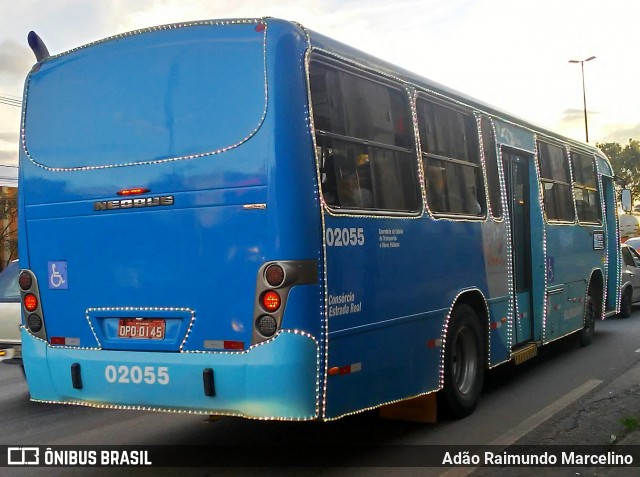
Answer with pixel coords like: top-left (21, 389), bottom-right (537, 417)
top-left (18, 18), bottom-right (619, 421)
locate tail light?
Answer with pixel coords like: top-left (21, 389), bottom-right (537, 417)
top-left (19, 271), bottom-right (33, 291)
top-left (19, 269), bottom-right (47, 340)
top-left (24, 294), bottom-right (38, 312)
top-left (261, 291), bottom-right (281, 312)
top-left (264, 264), bottom-right (285, 287)
top-left (27, 314), bottom-right (42, 333)
top-left (256, 315), bottom-right (277, 337)
top-left (251, 260), bottom-right (318, 345)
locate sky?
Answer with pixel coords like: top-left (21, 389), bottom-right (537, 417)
top-left (0, 0), bottom-right (638, 167)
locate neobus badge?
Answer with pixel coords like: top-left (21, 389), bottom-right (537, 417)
top-left (94, 196), bottom-right (175, 211)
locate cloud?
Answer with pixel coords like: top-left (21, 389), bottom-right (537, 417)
top-left (560, 108), bottom-right (602, 127)
top-left (0, 132), bottom-right (18, 144)
top-left (0, 109), bottom-right (20, 168)
top-left (601, 123), bottom-right (640, 145)
top-left (0, 149), bottom-right (18, 166)
top-left (0, 40), bottom-right (33, 81)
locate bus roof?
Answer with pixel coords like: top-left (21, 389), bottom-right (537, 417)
top-left (26, 17), bottom-right (610, 167)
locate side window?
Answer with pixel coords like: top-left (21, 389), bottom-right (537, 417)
top-left (622, 247), bottom-right (635, 267)
top-left (417, 97), bottom-right (485, 217)
top-left (309, 60), bottom-right (419, 213)
top-left (481, 116), bottom-right (502, 218)
top-left (537, 141), bottom-right (575, 222)
top-left (571, 151), bottom-right (601, 223)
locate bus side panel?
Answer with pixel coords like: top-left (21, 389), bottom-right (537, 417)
top-left (544, 225), bottom-right (603, 341)
top-left (481, 220), bottom-right (510, 366)
top-left (323, 216), bottom-right (489, 419)
top-left (326, 316), bottom-right (442, 418)
top-left (487, 298), bottom-right (510, 365)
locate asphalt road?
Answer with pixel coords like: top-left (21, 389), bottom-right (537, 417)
top-left (2, 308), bottom-right (640, 476)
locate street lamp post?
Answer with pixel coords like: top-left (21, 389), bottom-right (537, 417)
top-left (569, 56), bottom-right (596, 143)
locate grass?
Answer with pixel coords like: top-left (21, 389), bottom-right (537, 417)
top-left (619, 416), bottom-right (640, 433)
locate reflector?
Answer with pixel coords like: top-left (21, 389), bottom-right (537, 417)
top-left (223, 341), bottom-right (244, 350)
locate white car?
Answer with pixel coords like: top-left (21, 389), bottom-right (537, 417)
top-left (624, 236), bottom-right (640, 252)
top-left (0, 260), bottom-right (21, 359)
top-left (620, 245), bottom-right (640, 318)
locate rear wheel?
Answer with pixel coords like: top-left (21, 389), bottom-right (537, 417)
top-left (620, 288), bottom-right (633, 318)
top-left (438, 304), bottom-right (485, 418)
top-left (579, 295), bottom-right (597, 346)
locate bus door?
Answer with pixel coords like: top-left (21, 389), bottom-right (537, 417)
top-left (602, 175), bottom-right (621, 314)
top-left (503, 149), bottom-right (533, 344)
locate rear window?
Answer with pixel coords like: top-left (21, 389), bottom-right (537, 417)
top-left (0, 261), bottom-right (19, 302)
top-left (24, 22), bottom-right (267, 170)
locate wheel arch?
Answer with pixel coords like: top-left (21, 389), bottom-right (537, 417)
top-left (586, 268), bottom-right (605, 320)
top-left (437, 287), bottom-right (489, 417)
top-left (620, 281), bottom-right (634, 297)
top-left (440, 288), bottom-right (490, 386)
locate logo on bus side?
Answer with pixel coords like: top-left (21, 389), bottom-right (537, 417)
top-left (94, 196), bottom-right (175, 211)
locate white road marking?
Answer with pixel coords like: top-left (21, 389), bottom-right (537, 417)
top-left (440, 379), bottom-right (603, 477)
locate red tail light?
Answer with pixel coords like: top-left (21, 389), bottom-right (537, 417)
top-left (19, 271), bottom-right (33, 291)
top-left (24, 293), bottom-right (38, 312)
top-left (264, 264), bottom-right (285, 287)
top-left (261, 291), bottom-right (281, 312)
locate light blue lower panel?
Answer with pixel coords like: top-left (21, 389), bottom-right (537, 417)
top-left (22, 329), bottom-right (319, 420)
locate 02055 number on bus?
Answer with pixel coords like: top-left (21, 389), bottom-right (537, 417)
top-left (104, 365), bottom-right (170, 385)
top-left (325, 227), bottom-right (365, 247)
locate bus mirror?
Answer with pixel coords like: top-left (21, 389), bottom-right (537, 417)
top-left (621, 189), bottom-right (632, 212)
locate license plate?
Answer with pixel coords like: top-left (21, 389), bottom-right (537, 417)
top-left (118, 319), bottom-right (165, 340)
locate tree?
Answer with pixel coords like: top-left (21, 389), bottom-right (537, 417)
top-left (0, 187), bottom-right (17, 270)
top-left (597, 139), bottom-right (640, 198)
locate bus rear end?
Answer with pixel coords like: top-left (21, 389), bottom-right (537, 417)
top-left (18, 19), bottom-right (322, 420)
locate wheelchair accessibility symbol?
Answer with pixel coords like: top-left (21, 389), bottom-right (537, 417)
top-left (48, 261), bottom-right (68, 289)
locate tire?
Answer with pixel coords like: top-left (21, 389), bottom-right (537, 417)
top-left (438, 304), bottom-right (485, 419)
top-left (579, 296), bottom-right (597, 346)
top-left (620, 288), bottom-right (633, 318)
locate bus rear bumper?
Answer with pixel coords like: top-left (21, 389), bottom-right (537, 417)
top-left (22, 329), bottom-right (320, 420)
